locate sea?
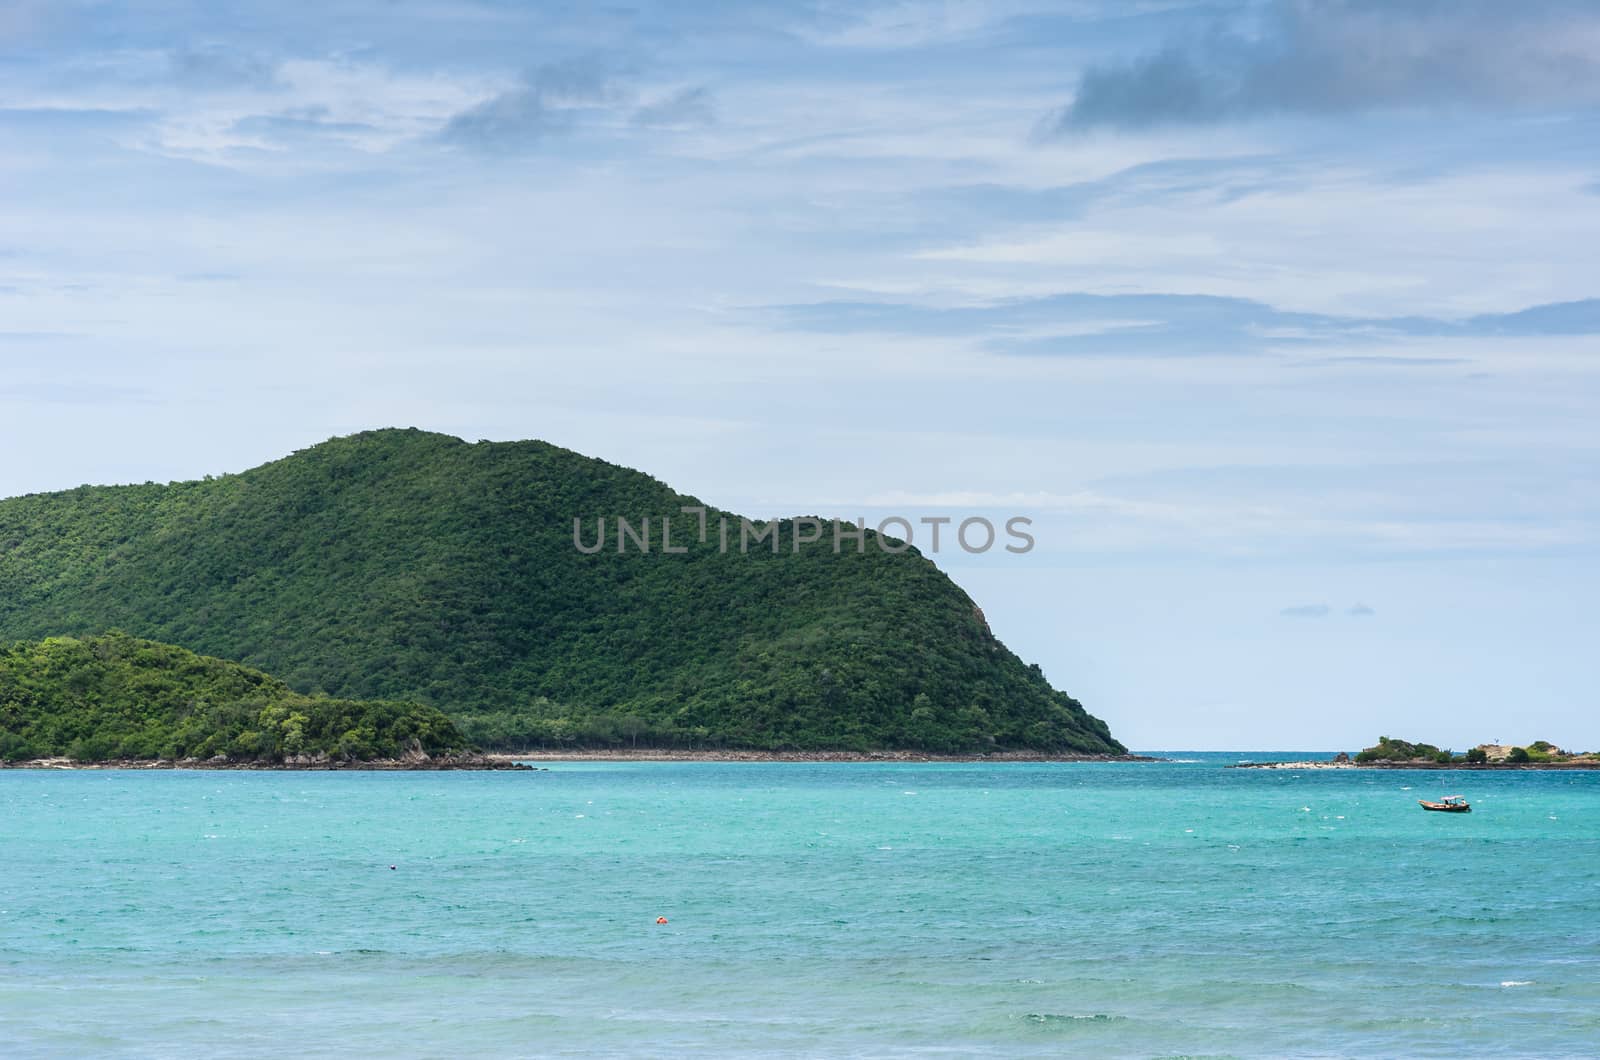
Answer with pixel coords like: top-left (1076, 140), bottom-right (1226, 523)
top-left (3, 753), bottom-right (1597, 1058)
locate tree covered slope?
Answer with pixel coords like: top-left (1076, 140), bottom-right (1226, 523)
top-left (0, 633), bottom-right (472, 763)
top-left (0, 429), bottom-right (1123, 753)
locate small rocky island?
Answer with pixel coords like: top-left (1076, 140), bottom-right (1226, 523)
top-left (0, 633), bottom-right (527, 770)
top-left (1237, 736), bottom-right (1600, 770)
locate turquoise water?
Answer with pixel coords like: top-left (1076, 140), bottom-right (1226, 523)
top-left (3, 756), bottom-right (1598, 1058)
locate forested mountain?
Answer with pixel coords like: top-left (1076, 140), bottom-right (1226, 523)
top-left (0, 633), bottom-right (472, 763)
top-left (0, 429), bottom-right (1122, 753)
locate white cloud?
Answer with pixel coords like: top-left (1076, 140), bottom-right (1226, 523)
top-left (912, 164), bottom-right (1600, 317)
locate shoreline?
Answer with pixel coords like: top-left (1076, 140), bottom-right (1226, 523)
top-left (0, 749), bottom-right (1154, 770)
top-left (1233, 760), bottom-right (1600, 771)
top-left (484, 749), bottom-right (1161, 764)
top-left (10, 750), bottom-right (1595, 770)
top-left (0, 755), bottom-right (531, 771)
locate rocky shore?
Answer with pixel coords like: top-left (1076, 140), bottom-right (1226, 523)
top-left (487, 749), bottom-right (1161, 764)
top-left (1232, 758), bottom-right (1600, 771)
top-left (4, 749), bottom-right (1159, 769)
top-left (1352, 760), bottom-right (1600, 770)
top-left (2, 752), bottom-right (531, 771)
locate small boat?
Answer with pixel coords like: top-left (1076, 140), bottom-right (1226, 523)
top-left (1420, 795), bottom-right (1471, 813)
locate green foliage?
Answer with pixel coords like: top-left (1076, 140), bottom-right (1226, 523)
top-left (0, 633), bottom-right (471, 763)
top-left (0, 430), bottom-right (1123, 754)
top-left (1355, 736), bottom-right (1448, 763)
top-left (1359, 739), bottom-right (1588, 766)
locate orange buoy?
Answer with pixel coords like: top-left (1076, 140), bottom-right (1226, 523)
top-left (655, 916), bottom-right (669, 925)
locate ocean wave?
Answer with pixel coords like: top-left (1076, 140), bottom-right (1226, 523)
top-left (1022, 1013), bottom-right (1126, 1026)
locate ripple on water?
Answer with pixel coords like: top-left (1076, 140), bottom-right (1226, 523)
top-left (2, 761), bottom-right (1596, 1057)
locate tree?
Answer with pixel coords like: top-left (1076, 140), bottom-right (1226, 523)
top-left (620, 714), bottom-right (645, 749)
top-left (0, 633), bottom-right (473, 763)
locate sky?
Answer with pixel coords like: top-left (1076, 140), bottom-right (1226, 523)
top-left (2, 0), bottom-right (1597, 750)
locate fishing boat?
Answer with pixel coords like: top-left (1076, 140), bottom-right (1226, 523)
top-left (1420, 795), bottom-right (1471, 813)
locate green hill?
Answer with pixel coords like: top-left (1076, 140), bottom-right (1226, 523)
top-left (0, 429), bottom-right (1122, 754)
top-left (0, 633), bottom-right (473, 764)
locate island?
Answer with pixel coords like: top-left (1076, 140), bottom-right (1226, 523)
top-left (0, 633), bottom-right (525, 769)
top-left (0, 428), bottom-right (1127, 757)
top-left (1236, 736), bottom-right (1600, 770)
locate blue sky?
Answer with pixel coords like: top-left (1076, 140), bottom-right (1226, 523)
top-left (2, 0), bottom-right (1597, 749)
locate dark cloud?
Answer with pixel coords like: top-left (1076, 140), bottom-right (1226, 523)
top-left (230, 106), bottom-right (378, 143)
top-left (1468, 299), bottom-right (1600, 337)
top-left (170, 46), bottom-right (280, 91)
top-left (632, 85), bottom-right (716, 127)
top-left (1280, 604), bottom-right (1331, 618)
top-left (1049, 0), bottom-right (1600, 131)
top-left (441, 89), bottom-right (563, 150)
top-left (439, 58), bottom-right (621, 151)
